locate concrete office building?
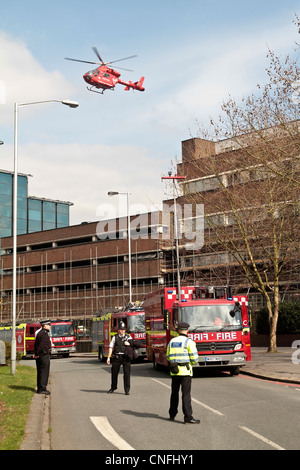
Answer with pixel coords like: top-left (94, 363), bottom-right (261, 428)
top-left (171, 134), bottom-right (300, 310)
top-left (0, 212), bottom-right (172, 323)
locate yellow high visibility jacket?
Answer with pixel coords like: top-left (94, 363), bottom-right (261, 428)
top-left (166, 334), bottom-right (199, 376)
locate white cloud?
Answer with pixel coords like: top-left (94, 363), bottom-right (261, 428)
top-left (0, 18), bottom-right (296, 229)
top-left (1, 142), bottom-right (164, 225)
top-left (143, 21), bottom-right (297, 135)
top-left (0, 31), bottom-right (77, 123)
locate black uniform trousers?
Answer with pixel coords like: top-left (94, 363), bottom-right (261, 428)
top-left (169, 375), bottom-right (193, 421)
top-left (36, 354), bottom-right (50, 392)
top-left (111, 355), bottom-right (131, 392)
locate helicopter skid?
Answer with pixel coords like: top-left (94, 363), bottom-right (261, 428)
top-left (86, 86), bottom-right (114, 94)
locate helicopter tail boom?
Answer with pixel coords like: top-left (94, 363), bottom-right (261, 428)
top-left (135, 76), bottom-right (145, 91)
top-left (123, 76), bottom-right (145, 92)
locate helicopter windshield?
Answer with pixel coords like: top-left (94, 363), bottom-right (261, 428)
top-left (179, 304), bottom-right (242, 332)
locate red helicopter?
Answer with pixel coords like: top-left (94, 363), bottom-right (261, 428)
top-left (65, 47), bottom-right (145, 94)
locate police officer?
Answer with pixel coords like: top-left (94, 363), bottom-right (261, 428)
top-left (107, 321), bottom-right (132, 395)
top-left (34, 319), bottom-right (52, 395)
top-left (166, 322), bottom-right (200, 424)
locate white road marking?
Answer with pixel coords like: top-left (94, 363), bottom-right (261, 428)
top-left (152, 378), bottom-right (224, 416)
top-left (152, 378), bottom-right (286, 449)
top-left (191, 397), bottom-right (224, 416)
top-left (239, 426), bottom-right (285, 450)
top-left (90, 416), bottom-right (135, 450)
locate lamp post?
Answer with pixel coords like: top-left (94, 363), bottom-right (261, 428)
top-left (161, 173), bottom-right (186, 301)
top-left (108, 191), bottom-right (132, 304)
top-left (11, 99), bottom-right (79, 375)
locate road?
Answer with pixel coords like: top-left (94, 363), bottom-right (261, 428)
top-left (45, 355), bottom-right (300, 451)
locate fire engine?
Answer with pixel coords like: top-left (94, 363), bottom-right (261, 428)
top-left (92, 302), bottom-right (146, 361)
top-left (0, 319), bottom-right (76, 358)
top-left (145, 286), bottom-right (251, 375)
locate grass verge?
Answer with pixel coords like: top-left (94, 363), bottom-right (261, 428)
top-left (0, 364), bottom-right (36, 450)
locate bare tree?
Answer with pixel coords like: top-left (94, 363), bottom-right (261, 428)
top-left (180, 41), bottom-right (300, 352)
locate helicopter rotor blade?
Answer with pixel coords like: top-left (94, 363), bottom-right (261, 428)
top-left (65, 57), bottom-right (100, 65)
top-left (106, 55), bottom-right (138, 66)
top-left (113, 66), bottom-right (134, 72)
top-left (92, 47), bottom-right (105, 64)
top-left (66, 49), bottom-right (138, 71)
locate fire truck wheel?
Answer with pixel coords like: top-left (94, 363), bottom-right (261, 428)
top-left (230, 366), bottom-right (240, 376)
top-left (98, 346), bottom-right (105, 362)
top-left (153, 355), bottom-right (162, 371)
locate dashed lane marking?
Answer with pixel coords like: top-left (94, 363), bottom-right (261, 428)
top-left (152, 378), bottom-right (224, 416)
top-left (152, 378), bottom-right (286, 449)
top-left (239, 426), bottom-right (285, 450)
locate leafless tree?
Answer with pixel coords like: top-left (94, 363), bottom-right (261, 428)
top-left (180, 38), bottom-right (300, 352)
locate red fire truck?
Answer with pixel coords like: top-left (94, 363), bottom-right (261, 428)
top-left (92, 302), bottom-right (146, 361)
top-left (0, 324), bottom-right (28, 356)
top-left (48, 320), bottom-right (77, 357)
top-left (145, 286), bottom-right (251, 375)
top-left (0, 319), bottom-right (76, 358)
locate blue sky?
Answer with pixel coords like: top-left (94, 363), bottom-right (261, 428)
top-left (0, 1), bottom-right (299, 224)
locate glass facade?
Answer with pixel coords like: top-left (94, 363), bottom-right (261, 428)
top-left (28, 198), bottom-right (42, 233)
top-left (57, 203), bottom-right (70, 228)
top-left (0, 171), bottom-right (70, 238)
top-left (28, 198), bottom-right (70, 233)
top-left (17, 175), bottom-right (28, 235)
top-left (0, 172), bottom-right (13, 238)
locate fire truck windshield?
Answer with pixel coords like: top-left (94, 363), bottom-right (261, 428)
top-left (179, 304), bottom-right (242, 332)
top-left (51, 323), bottom-right (74, 337)
top-left (127, 313), bottom-right (145, 333)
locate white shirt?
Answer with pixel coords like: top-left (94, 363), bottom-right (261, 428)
top-left (109, 333), bottom-right (132, 350)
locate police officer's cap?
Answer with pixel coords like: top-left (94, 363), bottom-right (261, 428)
top-left (118, 321), bottom-right (126, 329)
top-left (40, 319), bottom-right (51, 326)
top-left (177, 322), bottom-right (190, 330)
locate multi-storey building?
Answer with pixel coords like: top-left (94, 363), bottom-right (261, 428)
top-left (0, 211), bottom-right (172, 323)
top-left (1, 129), bottom-right (297, 325)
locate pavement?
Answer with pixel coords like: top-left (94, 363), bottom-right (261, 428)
top-left (19, 347), bottom-right (300, 450)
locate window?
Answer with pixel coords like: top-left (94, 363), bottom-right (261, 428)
top-left (43, 201), bottom-right (56, 229)
top-left (57, 204), bottom-right (69, 227)
top-left (28, 199), bottom-right (42, 233)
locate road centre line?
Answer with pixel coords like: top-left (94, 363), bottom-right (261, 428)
top-left (152, 378), bottom-right (285, 450)
top-left (152, 378), bottom-right (224, 416)
top-left (90, 416), bottom-right (135, 450)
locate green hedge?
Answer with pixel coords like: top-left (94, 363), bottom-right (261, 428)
top-left (4, 342), bottom-right (24, 364)
top-left (256, 301), bottom-right (300, 334)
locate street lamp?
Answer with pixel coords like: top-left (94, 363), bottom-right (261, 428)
top-left (11, 99), bottom-right (79, 375)
top-left (161, 173), bottom-right (186, 301)
top-left (108, 191), bottom-right (132, 304)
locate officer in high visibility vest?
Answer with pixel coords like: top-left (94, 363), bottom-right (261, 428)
top-left (166, 322), bottom-right (200, 424)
